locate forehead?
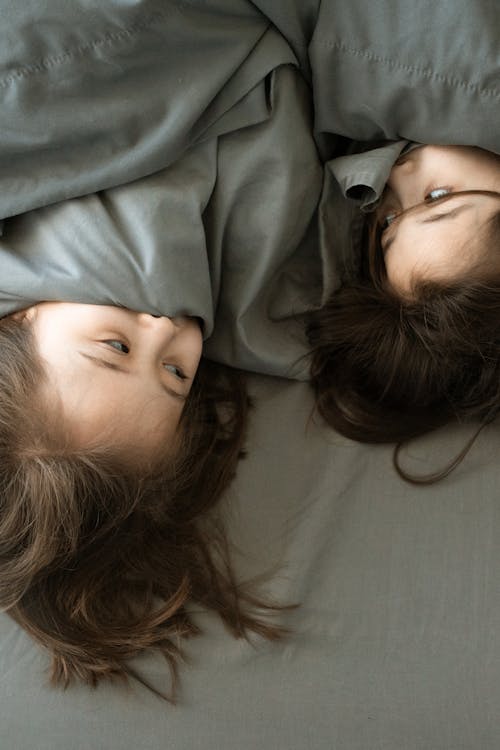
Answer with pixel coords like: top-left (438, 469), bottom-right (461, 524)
top-left (383, 198), bottom-right (498, 293)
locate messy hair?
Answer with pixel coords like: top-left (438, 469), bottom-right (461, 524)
top-left (307, 203), bottom-right (500, 477)
top-left (0, 316), bottom-right (285, 701)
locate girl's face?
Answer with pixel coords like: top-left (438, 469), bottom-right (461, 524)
top-left (23, 303), bottom-right (203, 460)
top-left (377, 146), bottom-right (500, 292)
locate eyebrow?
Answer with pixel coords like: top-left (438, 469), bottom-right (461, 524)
top-left (418, 203), bottom-right (473, 225)
top-left (383, 201), bottom-right (474, 252)
top-left (78, 352), bottom-right (187, 402)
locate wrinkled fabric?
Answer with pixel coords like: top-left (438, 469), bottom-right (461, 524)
top-left (2, 378), bottom-right (500, 750)
top-left (0, 0), bottom-right (498, 378)
top-left (254, 0), bottom-right (500, 156)
top-left (0, 0), bottom-right (293, 218)
top-left (1, 7), bottom-right (500, 747)
top-left (0, 0), bottom-right (497, 221)
top-left (0, 66), bottom-right (323, 378)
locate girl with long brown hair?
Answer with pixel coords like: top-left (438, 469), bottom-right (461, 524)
top-left (0, 56), bottom-right (318, 698)
top-left (0, 0), bottom-right (498, 706)
top-left (308, 145), bottom-right (500, 477)
top-left (0, 304), bottom-right (289, 700)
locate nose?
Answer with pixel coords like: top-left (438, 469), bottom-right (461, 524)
top-left (138, 313), bottom-right (171, 322)
top-left (137, 312), bottom-right (194, 334)
top-left (387, 157), bottom-right (423, 210)
top-left (136, 312), bottom-right (178, 336)
top-left (393, 155), bottom-right (417, 176)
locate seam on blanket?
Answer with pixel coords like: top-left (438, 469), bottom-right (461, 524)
top-left (0, 10), bottom-right (174, 89)
top-left (318, 40), bottom-right (499, 100)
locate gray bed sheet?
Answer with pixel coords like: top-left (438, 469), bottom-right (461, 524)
top-left (1, 374), bottom-right (498, 750)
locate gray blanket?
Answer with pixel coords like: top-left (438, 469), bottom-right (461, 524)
top-left (0, 0), bottom-right (498, 376)
top-left (0, 2), bottom-right (499, 747)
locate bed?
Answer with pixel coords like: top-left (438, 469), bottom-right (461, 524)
top-left (0, 1), bottom-right (499, 747)
top-left (1, 376), bottom-right (500, 748)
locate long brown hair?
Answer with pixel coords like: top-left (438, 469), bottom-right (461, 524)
top-left (0, 316), bottom-right (286, 701)
top-left (307, 202), bottom-right (500, 466)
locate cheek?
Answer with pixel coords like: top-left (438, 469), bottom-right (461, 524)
top-left (67, 406), bottom-right (184, 463)
top-left (120, 404), bottom-right (186, 468)
top-left (384, 255), bottom-right (414, 294)
top-left (55, 373), bottom-right (185, 455)
top-left (383, 234), bottom-right (421, 291)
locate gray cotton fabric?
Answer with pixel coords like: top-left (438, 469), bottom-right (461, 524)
top-left (0, 2), bottom-right (499, 748)
top-left (0, 0), bottom-right (498, 377)
top-left (0, 65), bottom-right (324, 378)
top-left (1, 376), bottom-right (500, 750)
top-left (0, 0), bottom-right (295, 218)
top-left (252, 0), bottom-right (500, 154)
